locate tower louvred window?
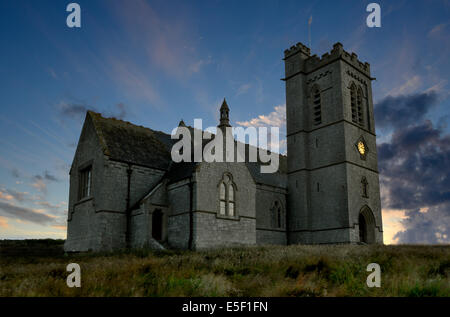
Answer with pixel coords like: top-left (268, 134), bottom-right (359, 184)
top-left (350, 83), bottom-right (364, 127)
top-left (312, 87), bottom-right (322, 125)
top-left (357, 87), bottom-right (364, 127)
top-left (350, 84), bottom-right (357, 123)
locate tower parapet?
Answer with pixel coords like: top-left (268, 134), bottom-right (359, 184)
top-left (284, 42), bottom-right (311, 59)
top-left (283, 41), bottom-right (372, 78)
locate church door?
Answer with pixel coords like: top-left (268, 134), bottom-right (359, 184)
top-left (359, 206), bottom-right (377, 244)
top-left (152, 209), bottom-right (163, 241)
top-left (359, 213), bottom-right (367, 243)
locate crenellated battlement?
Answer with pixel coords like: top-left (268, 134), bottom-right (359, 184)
top-left (284, 42), bottom-right (311, 59)
top-left (284, 41), bottom-right (371, 77)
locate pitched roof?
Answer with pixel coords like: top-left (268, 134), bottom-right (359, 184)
top-left (86, 111), bottom-right (287, 188)
top-left (166, 126), bottom-right (287, 188)
top-left (88, 111), bottom-right (174, 170)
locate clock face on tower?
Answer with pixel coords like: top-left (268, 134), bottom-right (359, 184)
top-left (357, 141), bottom-right (365, 156)
top-left (355, 137), bottom-right (369, 160)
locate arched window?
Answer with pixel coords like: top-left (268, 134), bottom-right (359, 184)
top-left (357, 86), bottom-right (364, 127)
top-left (350, 83), bottom-right (365, 127)
top-left (312, 86), bottom-right (322, 126)
top-left (271, 200), bottom-right (284, 229)
top-left (218, 173), bottom-right (236, 217)
top-left (219, 183), bottom-right (226, 215)
top-left (361, 177), bottom-right (369, 198)
top-left (350, 83), bottom-right (358, 124)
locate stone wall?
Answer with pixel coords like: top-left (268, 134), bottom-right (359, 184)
top-left (65, 115), bottom-right (106, 252)
top-left (65, 113), bottom-right (167, 252)
top-left (194, 161), bottom-right (256, 249)
top-left (255, 184), bottom-right (287, 245)
top-left (167, 179), bottom-right (192, 249)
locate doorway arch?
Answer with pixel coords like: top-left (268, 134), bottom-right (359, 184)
top-left (152, 209), bottom-right (163, 241)
top-left (358, 206), bottom-right (376, 244)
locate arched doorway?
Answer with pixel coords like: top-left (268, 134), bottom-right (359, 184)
top-left (358, 206), bottom-right (376, 244)
top-left (152, 209), bottom-right (163, 241)
top-left (359, 213), bottom-right (368, 243)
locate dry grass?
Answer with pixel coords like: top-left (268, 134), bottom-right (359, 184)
top-left (0, 241), bottom-right (449, 297)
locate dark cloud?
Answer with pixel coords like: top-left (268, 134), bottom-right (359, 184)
top-left (59, 101), bottom-right (128, 121)
top-left (11, 168), bottom-right (20, 178)
top-left (44, 170), bottom-right (58, 182)
top-left (32, 170), bottom-right (60, 183)
top-left (35, 201), bottom-right (67, 216)
top-left (3, 188), bottom-right (28, 202)
top-left (374, 91), bottom-right (438, 128)
top-left (378, 121), bottom-right (450, 210)
top-left (109, 103), bottom-right (127, 120)
top-left (394, 206), bottom-right (450, 244)
top-left (0, 201), bottom-right (55, 225)
top-left (376, 91), bottom-right (450, 244)
top-left (59, 102), bottom-right (96, 120)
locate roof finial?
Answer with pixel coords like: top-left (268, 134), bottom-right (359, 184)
top-left (218, 98), bottom-right (231, 128)
top-left (178, 119), bottom-right (186, 127)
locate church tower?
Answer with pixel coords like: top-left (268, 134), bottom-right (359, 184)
top-left (283, 42), bottom-right (383, 244)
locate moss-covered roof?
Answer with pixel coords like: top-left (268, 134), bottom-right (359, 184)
top-left (88, 111), bottom-right (174, 170)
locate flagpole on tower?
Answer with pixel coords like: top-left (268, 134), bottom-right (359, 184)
top-left (308, 15), bottom-right (312, 49)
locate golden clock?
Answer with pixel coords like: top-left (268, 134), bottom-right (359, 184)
top-left (357, 141), bottom-right (365, 156)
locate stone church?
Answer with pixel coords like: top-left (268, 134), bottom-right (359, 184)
top-left (64, 42), bottom-right (383, 252)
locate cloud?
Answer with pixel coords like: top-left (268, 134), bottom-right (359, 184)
top-left (58, 101), bottom-right (129, 121)
top-left (11, 168), bottom-right (20, 178)
top-left (428, 23), bottom-right (449, 37)
top-left (109, 0), bottom-right (202, 80)
top-left (235, 104), bottom-right (287, 154)
top-left (107, 57), bottom-right (161, 107)
top-left (51, 225), bottom-right (67, 231)
top-left (105, 103), bottom-right (127, 120)
top-left (378, 120), bottom-right (450, 210)
top-left (31, 179), bottom-right (47, 194)
top-left (35, 201), bottom-right (67, 216)
top-left (387, 75), bottom-right (422, 97)
top-left (394, 206), bottom-right (450, 244)
top-left (32, 170), bottom-right (59, 188)
top-left (43, 170), bottom-right (58, 182)
top-left (374, 91), bottom-right (439, 129)
top-left (188, 56), bottom-right (212, 74)
top-left (0, 216), bottom-right (9, 228)
top-left (58, 101), bottom-right (94, 120)
top-left (0, 201), bottom-right (55, 225)
top-left (0, 188), bottom-right (29, 202)
top-left (236, 104), bottom-right (286, 128)
top-left (0, 191), bottom-right (14, 201)
top-left (376, 91), bottom-right (450, 244)
top-left (236, 83), bottom-right (252, 96)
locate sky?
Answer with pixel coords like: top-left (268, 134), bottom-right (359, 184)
top-left (0, 0), bottom-right (449, 244)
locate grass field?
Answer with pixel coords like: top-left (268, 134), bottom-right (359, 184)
top-left (0, 240), bottom-right (449, 297)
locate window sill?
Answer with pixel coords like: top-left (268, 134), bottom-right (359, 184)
top-left (74, 196), bottom-right (94, 207)
top-left (216, 213), bottom-right (240, 221)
